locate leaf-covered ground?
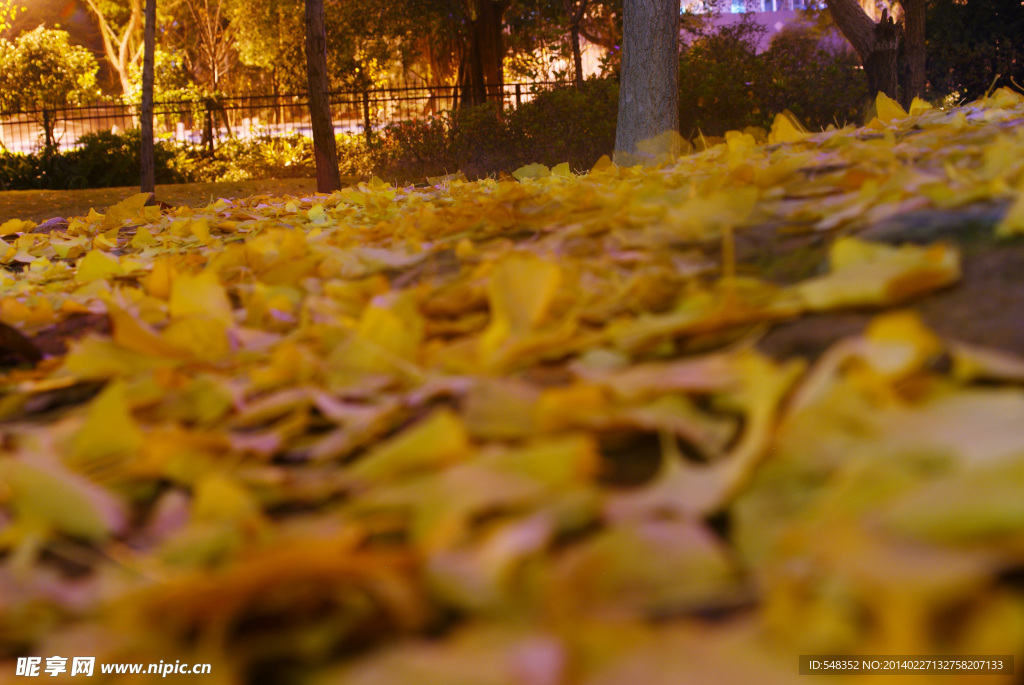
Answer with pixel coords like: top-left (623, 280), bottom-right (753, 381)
top-left (0, 178), bottom-right (323, 226)
top-left (2, 91), bottom-right (1024, 684)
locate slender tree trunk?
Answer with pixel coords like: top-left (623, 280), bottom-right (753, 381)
top-left (83, 0), bottom-right (143, 99)
top-left (304, 0), bottom-right (341, 193)
top-left (564, 0), bottom-right (589, 88)
top-left (459, 0), bottom-right (508, 107)
top-left (140, 0), bottom-right (156, 194)
top-left (570, 23), bottom-right (584, 87)
top-left (614, 0), bottom-right (680, 165)
top-left (825, 0), bottom-right (900, 100)
top-left (902, 0), bottom-right (926, 107)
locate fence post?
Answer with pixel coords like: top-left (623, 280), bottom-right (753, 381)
top-left (362, 90), bottom-right (372, 146)
top-left (515, 83), bottom-right (521, 108)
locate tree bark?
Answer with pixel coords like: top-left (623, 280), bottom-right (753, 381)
top-left (570, 23), bottom-right (584, 87)
top-left (614, 0), bottom-right (681, 165)
top-left (304, 0), bottom-right (341, 193)
top-left (902, 0), bottom-right (926, 107)
top-left (563, 0), bottom-right (589, 88)
top-left (825, 0), bottom-right (901, 100)
top-left (140, 0), bottom-right (156, 194)
top-left (458, 0), bottom-right (508, 107)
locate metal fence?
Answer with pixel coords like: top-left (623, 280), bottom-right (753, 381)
top-left (0, 81), bottom-right (569, 155)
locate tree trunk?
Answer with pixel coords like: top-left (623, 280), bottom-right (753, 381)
top-left (570, 23), bottom-right (584, 87)
top-left (304, 0), bottom-right (341, 193)
top-left (140, 0), bottom-right (156, 194)
top-left (902, 0), bottom-right (926, 107)
top-left (614, 0), bottom-right (681, 165)
top-left (825, 0), bottom-right (901, 100)
top-left (563, 0), bottom-right (589, 88)
top-left (459, 0), bottom-right (508, 107)
top-left (83, 0), bottom-right (143, 99)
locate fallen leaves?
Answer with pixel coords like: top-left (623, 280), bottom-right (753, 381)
top-left (1, 90), bottom-right (1024, 682)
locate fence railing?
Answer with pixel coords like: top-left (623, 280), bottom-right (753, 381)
top-left (0, 81), bottom-right (570, 154)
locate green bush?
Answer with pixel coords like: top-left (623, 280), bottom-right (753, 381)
top-left (173, 132), bottom-right (373, 183)
top-left (369, 115), bottom-right (457, 183)
top-left (679, 20), bottom-right (771, 137)
top-left (0, 128), bottom-right (183, 191)
top-left (762, 28), bottom-right (867, 130)
top-left (677, 16), bottom-right (868, 138)
top-left (175, 133), bottom-right (315, 182)
top-left (926, 0), bottom-right (1024, 103)
top-left (64, 129), bottom-right (184, 188)
top-left (370, 79), bottom-right (619, 182)
top-left (510, 79), bottom-right (619, 171)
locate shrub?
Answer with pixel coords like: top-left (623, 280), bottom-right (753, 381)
top-left (762, 27), bottom-right (867, 130)
top-left (676, 16), bottom-right (868, 138)
top-left (926, 0), bottom-right (1024, 103)
top-left (172, 132), bottom-right (374, 183)
top-left (63, 128), bottom-right (184, 188)
top-left (370, 79), bottom-right (619, 182)
top-left (509, 79), bottom-right (619, 172)
top-left (0, 128), bottom-right (183, 191)
top-left (679, 18), bottom-right (771, 137)
top-left (370, 116), bottom-right (458, 183)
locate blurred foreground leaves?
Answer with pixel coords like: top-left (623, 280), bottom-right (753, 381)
top-left (1, 91), bottom-right (1024, 683)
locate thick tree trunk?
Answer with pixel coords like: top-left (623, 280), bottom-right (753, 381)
top-left (614, 0), bottom-right (680, 165)
top-left (304, 0), bottom-right (341, 193)
top-left (459, 0), bottom-right (508, 107)
top-left (140, 0), bottom-right (156, 194)
top-left (826, 0), bottom-right (900, 100)
top-left (902, 0), bottom-right (926, 107)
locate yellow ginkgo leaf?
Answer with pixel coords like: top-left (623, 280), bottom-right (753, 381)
top-left (590, 154), bottom-right (615, 174)
top-left (859, 310), bottom-right (945, 379)
top-left (162, 316), bottom-right (231, 361)
top-left (875, 91), bottom-right (908, 123)
top-left (0, 458), bottom-right (126, 541)
top-left (193, 473), bottom-right (262, 524)
top-left (349, 408), bottom-right (471, 484)
top-left (768, 110), bottom-right (809, 145)
top-left (130, 226), bottom-right (156, 248)
top-left (340, 291), bottom-right (424, 375)
top-left (108, 300), bottom-right (190, 359)
top-left (512, 163), bottom-right (550, 181)
top-left (100, 192), bottom-right (153, 230)
top-left (995, 189), bottom-right (1024, 237)
top-left (76, 249), bottom-right (123, 283)
top-left (145, 256), bottom-right (178, 299)
top-left (0, 218), bottom-right (36, 234)
top-left (486, 253), bottom-right (560, 335)
top-left (69, 381), bottom-right (145, 469)
top-left (908, 97), bottom-right (933, 116)
top-left (479, 254), bottom-right (561, 363)
top-left (985, 86), bottom-right (1024, 109)
top-left (169, 269), bottom-right (235, 325)
top-left (796, 238), bottom-right (961, 310)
